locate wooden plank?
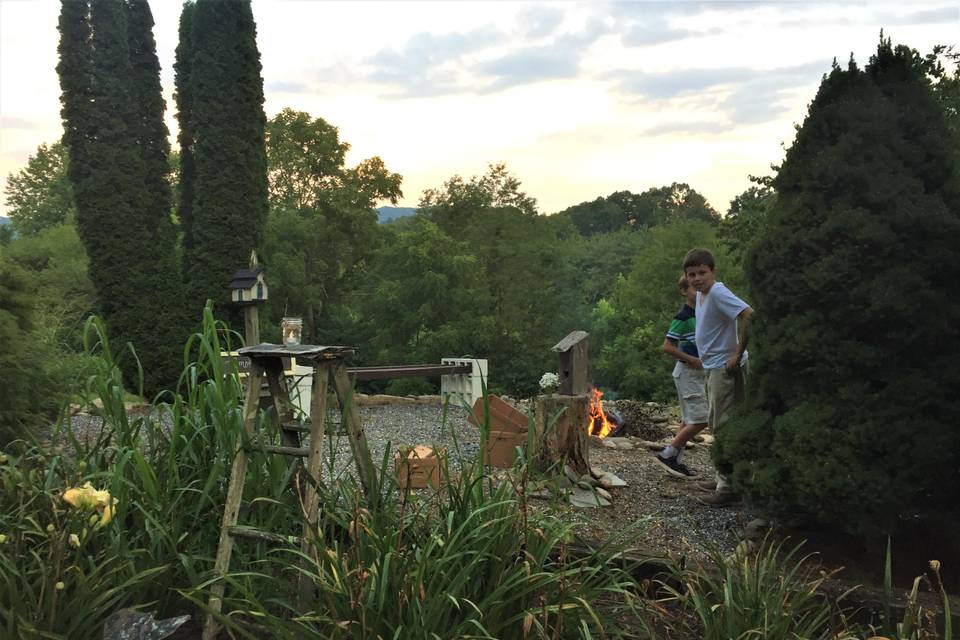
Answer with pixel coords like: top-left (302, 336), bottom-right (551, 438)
top-left (551, 330), bottom-right (589, 352)
top-left (299, 362), bottom-right (330, 609)
top-left (203, 362), bottom-right (264, 640)
top-left (349, 363), bottom-right (472, 380)
top-left (468, 395), bottom-right (528, 434)
top-left (238, 343), bottom-right (355, 359)
top-left (331, 362), bottom-right (377, 500)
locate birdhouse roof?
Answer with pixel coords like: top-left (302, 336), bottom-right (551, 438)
top-left (227, 267), bottom-right (264, 290)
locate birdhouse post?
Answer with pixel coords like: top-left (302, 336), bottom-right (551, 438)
top-left (227, 251), bottom-right (269, 346)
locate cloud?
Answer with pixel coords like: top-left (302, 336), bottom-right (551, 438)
top-left (520, 6), bottom-right (565, 38)
top-left (265, 80), bottom-right (310, 93)
top-left (638, 120), bottom-right (729, 137)
top-left (875, 6), bottom-right (959, 25)
top-left (617, 59), bottom-right (828, 126)
top-left (617, 66), bottom-right (754, 100)
top-left (365, 26), bottom-right (503, 97)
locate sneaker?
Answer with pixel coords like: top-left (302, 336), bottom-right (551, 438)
top-left (654, 453), bottom-right (697, 479)
top-left (695, 489), bottom-right (741, 507)
top-left (695, 479), bottom-right (718, 492)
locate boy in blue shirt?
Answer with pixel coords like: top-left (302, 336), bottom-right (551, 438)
top-left (655, 275), bottom-right (708, 479)
top-left (682, 248), bottom-right (753, 506)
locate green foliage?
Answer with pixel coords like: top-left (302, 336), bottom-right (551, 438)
top-left (385, 165), bottom-right (588, 394)
top-left (262, 109), bottom-right (402, 344)
top-left (717, 38), bottom-right (960, 536)
top-left (3, 223), bottom-right (96, 347)
top-left (719, 180), bottom-right (776, 288)
top-left (662, 536), bottom-right (857, 640)
top-left (0, 448), bottom-right (165, 639)
top-left (557, 184), bottom-right (720, 236)
top-left (178, 0), bottom-right (268, 318)
top-left (0, 258), bottom-right (71, 444)
top-left (2, 142), bottom-right (75, 237)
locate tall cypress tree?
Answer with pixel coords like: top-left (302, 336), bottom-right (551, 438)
top-left (57, 0), bottom-right (183, 392)
top-left (178, 0), bottom-right (268, 318)
top-left (173, 1), bottom-right (196, 260)
top-left (716, 39), bottom-right (960, 537)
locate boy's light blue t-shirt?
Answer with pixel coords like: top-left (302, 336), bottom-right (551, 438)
top-left (695, 282), bottom-right (749, 370)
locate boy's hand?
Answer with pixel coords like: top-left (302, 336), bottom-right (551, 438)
top-left (724, 354), bottom-right (740, 372)
top-left (689, 357), bottom-right (703, 370)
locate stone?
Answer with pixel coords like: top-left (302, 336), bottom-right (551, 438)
top-left (595, 487), bottom-right (612, 500)
top-left (641, 440), bottom-right (662, 451)
top-left (563, 464), bottom-right (580, 483)
top-left (602, 439), bottom-right (618, 449)
top-left (616, 441), bottom-right (634, 450)
top-left (700, 433), bottom-right (715, 445)
top-left (598, 472), bottom-right (628, 488)
top-left (569, 486), bottom-right (611, 507)
top-left (579, 473), bottom-right (599, 487)
top-left (744, 518), bottom-right (771, 541)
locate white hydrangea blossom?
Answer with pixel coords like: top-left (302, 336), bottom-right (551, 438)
top-left (539, 372), bottom-right (560, 391)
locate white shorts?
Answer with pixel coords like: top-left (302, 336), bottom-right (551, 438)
top-left (673, 363), bottom-right (708, 425)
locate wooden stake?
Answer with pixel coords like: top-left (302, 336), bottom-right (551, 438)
top-left (534, 394), bottom-right (591, 477)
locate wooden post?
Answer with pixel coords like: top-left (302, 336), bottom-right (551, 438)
top-left (534, 394), bottom-right (591, 477)
top-left (298, 362), bottom-right (329, 609)
top-left (331, 362), bottom-right (377, 500)
top-left (204, 361), bottom-right (264, 640)
top-left (244, 304), bottom-right (260, 346)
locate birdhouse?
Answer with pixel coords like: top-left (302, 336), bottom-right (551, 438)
top-left (552, 330), bottom-right (589, 395)
top-left (227, 267), bottom-right (268, 305)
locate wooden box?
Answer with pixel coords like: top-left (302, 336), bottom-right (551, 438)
top-left (483, 430), bottom-right (528, 468)
top-left (395, 445), bottom-right (445, 489)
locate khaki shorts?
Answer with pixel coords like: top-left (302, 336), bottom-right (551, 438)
top-left (706, 365), bottom-right (746, 432)
top-left (673, 364), bottom-right (708, 424)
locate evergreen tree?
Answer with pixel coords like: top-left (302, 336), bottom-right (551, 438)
top-left (56, 0), bottom-right (183, 392)
top-left (173, 1), bottom-right (195, 259)
top-left (178, 0), bottom-right (268, 318)
top-left (716, 39), bottom-right (960, 537)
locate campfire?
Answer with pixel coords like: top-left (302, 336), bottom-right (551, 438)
top-left (587, 388), bottom-right (624, 438)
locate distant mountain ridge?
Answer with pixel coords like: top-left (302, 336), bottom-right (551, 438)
top-left (377, 206), bottom-right (416, 224)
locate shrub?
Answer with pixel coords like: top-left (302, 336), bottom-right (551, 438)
top-left (717, 38), bottom-right (960, 536)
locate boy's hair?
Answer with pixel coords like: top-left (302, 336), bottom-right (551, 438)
top-left (683, 248), bottom-right (715, 271)
top-left (678, 275), bottom-right (689, 290)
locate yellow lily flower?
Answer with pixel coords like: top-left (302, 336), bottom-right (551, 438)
top-left (62, 482), bottom-right (118, 529)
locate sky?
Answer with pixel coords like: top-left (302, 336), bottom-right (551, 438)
top-left (0, 1), bottom-right (957, 217)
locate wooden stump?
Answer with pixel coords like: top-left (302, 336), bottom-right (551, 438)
top-left (534, 394), bottom-right (591, 477)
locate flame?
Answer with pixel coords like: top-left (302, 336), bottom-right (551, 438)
top-left (587, 387), bottom-right (615, 438)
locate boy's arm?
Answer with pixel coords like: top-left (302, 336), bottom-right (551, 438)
top-left (724, 307), bottom-right (753, 372)
top-left (662, 337), bottom-right (702, 369)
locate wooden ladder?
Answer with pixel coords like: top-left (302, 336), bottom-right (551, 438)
top-left (202, 344), bottom-right (376, 640)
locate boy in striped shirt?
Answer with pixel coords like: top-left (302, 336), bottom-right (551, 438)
top-left (654, 275), bottom-right (708, 479)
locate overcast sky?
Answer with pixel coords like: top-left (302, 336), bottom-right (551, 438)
top-left (1, 1), bottom-right (957, 216)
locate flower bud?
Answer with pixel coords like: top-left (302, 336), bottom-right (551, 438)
top-left (46, 524), bottom-right (55, 533)
top-left (55, 581), bottom-right (65, 590)
top-left (0, 534), bottom-right (7, 544)
top-left (69, 534), bottom-right (80, 548)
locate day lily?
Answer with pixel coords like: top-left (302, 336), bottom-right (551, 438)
top-left (68, 533), bottom-right (80, 548)
top-left (62, 482), bottom-right (118, 529)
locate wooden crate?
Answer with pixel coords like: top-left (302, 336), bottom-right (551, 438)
top-left (395, 445), bottom-right (445, 489)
